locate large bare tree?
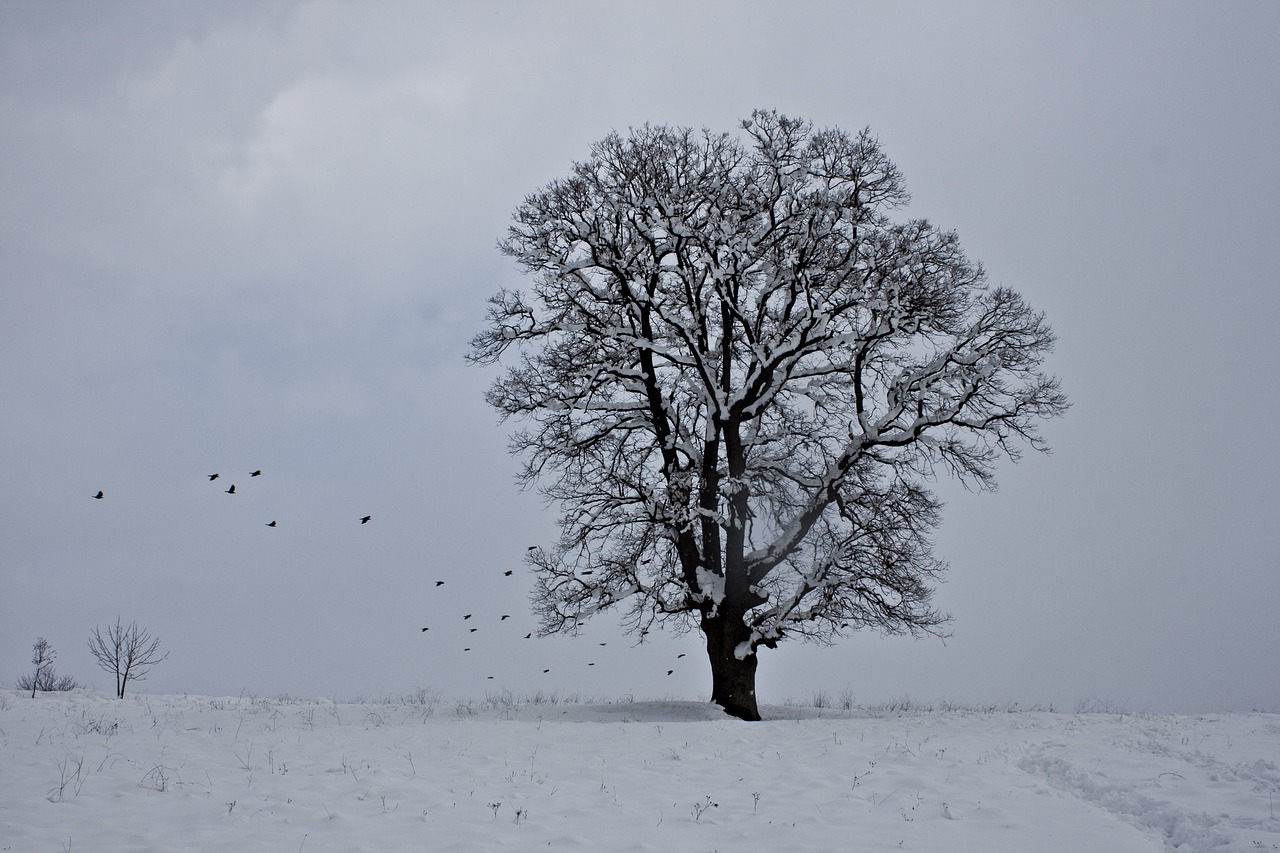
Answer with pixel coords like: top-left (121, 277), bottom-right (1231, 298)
top-left (470, 111), bottom-right (1068, 720)
top-left (88, 618), bottom-right (168, 698)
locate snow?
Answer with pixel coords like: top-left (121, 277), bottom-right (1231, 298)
top-left (2, 690), bottom-right (1277, 852)
top-left (694, 565), bottom-right (725, 605)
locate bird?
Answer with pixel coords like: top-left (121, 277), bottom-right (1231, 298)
top-left (526, 546), bottom-right (537, 551)
top-left (525, 633), bottom-right (532, 639)
top-left (208, 474), bottom-right (219, 481)
top-left (500, 615), bottom-right (511, 621)
top-left (667, 670), bottom-right (674, 676)
top-left (588, 662), bottom-right (595, 666)
top-left (93, 490), bottom-right (104, 499)
top-left (599, 642), bottom-right (607, 647)
top-left (469, 628), bottom-right (478, 633)
top-left (250, 470), bottom-right (261, 477)
top-left (421, 627), bottom-right (429, 632)
top-left (464, 614), bottom-right (472, 620)
top-left (464, 648), bottom-right (471, 652)
top-left (360, 515), bottom-right (371, 524)
top-left (435, 581), bottom-right (445, 587)
top-left (543, 669), bottom-right (550, 673)
top-left (677, 653), bottom-right (685, 659)
top-left (504, 570), bottom-right (514, 576)
top-left (226, 485), bottom-right (236, 494)
top-left (266, 521), bottom-right (277, 528)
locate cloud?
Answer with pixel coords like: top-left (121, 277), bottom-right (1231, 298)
top-left (3, 1), bottom-right (1279, 710)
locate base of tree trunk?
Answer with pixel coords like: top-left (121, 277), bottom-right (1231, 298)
top-left (705, 618), bottom-right (762, 721)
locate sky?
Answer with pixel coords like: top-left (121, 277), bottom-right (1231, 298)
top-left (3, 0), bottom-right (1278, 713)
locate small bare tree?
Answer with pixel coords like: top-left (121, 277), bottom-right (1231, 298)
top-left (17, 637), bottom-right (79, 696)
top-left (87, 618), bottom-right (169, 698)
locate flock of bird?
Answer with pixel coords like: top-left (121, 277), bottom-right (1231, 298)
top-left (94, 470), bottom-right (368, 530)
top-left (91, 469), bottom-right (695, 686)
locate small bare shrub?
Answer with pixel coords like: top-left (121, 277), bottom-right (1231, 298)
top-left (18, 638), bottom-right (80, 696)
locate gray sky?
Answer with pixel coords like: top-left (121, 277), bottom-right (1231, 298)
top-left (3, 0), bottom-right (1278, 712)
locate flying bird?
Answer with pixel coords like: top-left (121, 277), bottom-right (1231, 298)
top-left (504, 570), bottom-right (514, 576)
top-left (543, 669), bottom-right (550, 673)
top-left (526, 546), bottom-right (537, 551)
top-left (93, 490), bottom-right (104, 499)
top-left (464, 614), bottom-right (472, 620)
top-left (250, 470), bottom-right (261, 477)
top-left (435, 581), bottom-right (445, 587)
top-left (469, 628), bottom-right (478, 633)
top-left (525, 633), bottom-right (532, 639)
top-left (226, 485), bottom-right (236, 494)
top-left (500, 615), bottom-right (511, 621)
top-left (360, 515), bottom-right (371, 524)
top-left (677, 653), bottom-right (686, 658)
top-left (266, 521), bottom-right (277, 528)
top-left (599, 642), bottom-right (607, 646)
top-left (421, 627), bottom-right (429, 632)
top-left (208, 474), bottom-right (219, 481)
top-left (667, 670), bottom-right (674, 675)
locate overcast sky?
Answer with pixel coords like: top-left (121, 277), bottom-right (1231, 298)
top-left (3, 0), bottom-right (1278, 712)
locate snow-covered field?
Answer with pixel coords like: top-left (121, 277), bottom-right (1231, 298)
top-left (2, 691), bottom-right (1277, 852)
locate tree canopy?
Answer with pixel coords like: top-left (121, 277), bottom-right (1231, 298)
top-left (470, 110), bottom-right (1067, 719)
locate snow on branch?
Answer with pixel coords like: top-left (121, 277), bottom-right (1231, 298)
top-left (472, 110), bottom-right (1067, 685)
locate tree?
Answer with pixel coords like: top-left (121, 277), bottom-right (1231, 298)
top-left (469, 111), bottom-right (1068, 720)
top-left (17, 637), bottom-right (79, 696)
top-left (87, 618), bottom-right (169, 698)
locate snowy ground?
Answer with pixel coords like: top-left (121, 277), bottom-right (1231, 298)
top-left (1, 691), bottom-right (1277, 852)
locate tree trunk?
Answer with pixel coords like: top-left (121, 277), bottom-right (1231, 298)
top-left (704, 613), bottom-right (761, 721)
